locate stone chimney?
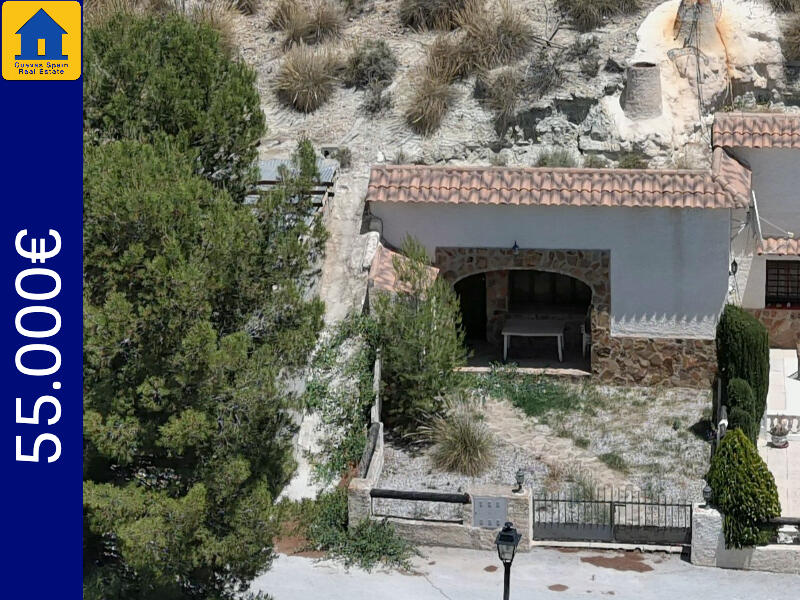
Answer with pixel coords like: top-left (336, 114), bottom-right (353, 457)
top-left (623, 62), bottom-right (663, 120)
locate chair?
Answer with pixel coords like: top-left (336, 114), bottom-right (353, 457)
top-left (580, 308), bottom-right (592, 358)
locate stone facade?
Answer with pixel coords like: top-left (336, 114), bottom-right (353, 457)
top-left (746, 308), bottom-right (800, 349)
top-left (435, 247), bottom-right (716, 388)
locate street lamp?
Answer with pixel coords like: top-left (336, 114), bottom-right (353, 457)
top-left (513, 469), bottom-right (525, 493)
top-left (702, 483), bottom-right (712, 508)
top-left (495, 522), bottom-right (521, 600)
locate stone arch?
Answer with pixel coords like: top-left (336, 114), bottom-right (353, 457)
top-left (435, 247), bottom-right (611, 375)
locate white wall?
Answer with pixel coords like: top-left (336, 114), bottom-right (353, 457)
top-left (738, 254), bottom-right (799, 309)
top-left (371, 203), bottom-right (731, 338)
top-left (730, 148), bottom-right (800, 237)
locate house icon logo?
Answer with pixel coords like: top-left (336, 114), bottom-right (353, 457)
top-left (15, 8), bottom-right (68, 61)
top-left (2, 1), bottom-right (82, 81)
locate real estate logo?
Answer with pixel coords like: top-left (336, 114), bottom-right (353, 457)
top-left (2, 1), bottom-right (81, 81)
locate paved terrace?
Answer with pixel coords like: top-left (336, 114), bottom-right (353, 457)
top-left (760, 349), bottom-right (800, 517)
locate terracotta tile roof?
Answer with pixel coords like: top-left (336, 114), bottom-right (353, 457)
top-left (759, 237), bottom-right (800, 256)
top-left (366, 148), bottom-right (750, 210)
top-left (713, 112), bottom-right (800, 149)
top-left (369, 244), bottom-right (439, 293)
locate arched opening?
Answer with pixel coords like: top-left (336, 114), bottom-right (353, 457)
top-left (454, 272), bottom-right (486, 342)
top-left (508, 270), bottom-right (591, 314)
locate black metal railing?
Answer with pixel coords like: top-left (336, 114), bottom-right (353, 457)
top-left (533, 488), bottom-right (692, 545)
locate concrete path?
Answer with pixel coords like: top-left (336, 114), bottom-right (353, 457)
top-left (767, 349), bottom-right (800, 414)
top-left (760, 349), bottom-right (800, 517)
top-left (250, 546), bottom-right (800, 600)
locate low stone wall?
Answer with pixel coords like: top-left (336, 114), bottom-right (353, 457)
top-left (347, 421), bottom-right (384, 528)
top-left (691, 505), bottom-right (800, 574)
top-left (746, 308), bottom-right (800, 349)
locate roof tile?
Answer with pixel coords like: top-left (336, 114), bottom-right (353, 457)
top-left (713, 112), bottom-right (800, 149)
top-left (759, 237), bottom-right (800, 256)
top-left (366, 148), bottom-right (750, 210)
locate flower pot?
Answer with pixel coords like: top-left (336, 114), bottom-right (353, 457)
top-left (771, 433), bottom-right (789, 448)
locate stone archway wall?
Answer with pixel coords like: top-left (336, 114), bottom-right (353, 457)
top-left (436, 247), bottom-right (716, 388)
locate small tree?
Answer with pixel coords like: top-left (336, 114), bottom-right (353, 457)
top-left (84, 12), bottom-right (265, 201)
top-left (728, 406), bottom-right (758, 446)
top-left (372, 237), bottom-right (468, 433)
top-left (716, 304), bottom-right (770, 422)
top-left (706, 429), bottom-right (780, 549)
top-left (727, 377), bottom-right (760, 444)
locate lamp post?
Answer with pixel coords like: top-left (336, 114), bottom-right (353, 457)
top-left (495, 522), bottom-right (521, 600)
top-left (702, 483), bottom-right (712, 508)
top-left (513, 469), bottom-right (525, 493)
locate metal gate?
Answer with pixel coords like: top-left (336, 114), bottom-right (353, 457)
top-left (533, 489), bottom-right (692, 545)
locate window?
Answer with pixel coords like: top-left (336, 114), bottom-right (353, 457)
top-left (766, 260), bottom-right (800, 307)
top-left (509, 270), bottom-right (591, 312)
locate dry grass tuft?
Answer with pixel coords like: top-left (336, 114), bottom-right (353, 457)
top-left (398, 0), bottom-right (470, 31)
top-left (404, 55), bottom-right (458, 135)
top-left (279, 0), bottom-right (344, 47)
top-left (276, 44), bottom-right (341, 112)
top-left (426, 34), bottom-right (471, 80)
top-left (418, 395), bottom-right (494, 477)
top-left (485, 67), bottom-right (522, 130)
top-left (557, 0), bottom-right (640, 33)
top-left (457, 0), bottom-right (533, 71)
top-left (771, 0), bottom-right (800, 12)
top-left (190, 0), bottom-right (238, 51)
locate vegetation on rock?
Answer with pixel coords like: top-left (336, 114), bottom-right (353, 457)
top-left (706, 429), bottom-right (780, 549)
top-left (557, 0), bottom-right (641, 33)
top-left (343, 39), bottom-right (399, 88)
top-left (276, 44), bottom-right (342, 112)
top-left (398, 0), bottom-right (469, 30)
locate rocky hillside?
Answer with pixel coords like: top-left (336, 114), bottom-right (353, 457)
top-left (232, 0), bottom-right (799, 171)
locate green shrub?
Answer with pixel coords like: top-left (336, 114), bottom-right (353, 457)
top-left (536, 148), bottom-right (579, 167)
top-left (727, 377), bottom-right (759, 426)
top-left (583, 154), bottom-right (609, 168)
top-left (372, 238), bottom-right (468, 432)
top-left (706, 429), bottom-right (780, 548)
top-left (557, 0), bottom-right (641, 33)
top-left (398, 0), bottom-right (468, 30)
top-left (84, 12), bottom-right (265, 201)
top-left (479, 368), bottom-right (583, 417)
top-left (716, 304), bottom-right (770, 423)
top-left (276, 44), bottom-right (341, 112)
top-left (419, 396), bottom-right (495, 476)
top-left (783, 16), bottom-right (800, 63)
top-left (343, 39), bottom-right (398, 88)
top-left (728, 406), bottom-right (758, 446)
top-left (618, 152), bottom-right (649, 169)
top-left (305, 489), bottom-right (416, 570)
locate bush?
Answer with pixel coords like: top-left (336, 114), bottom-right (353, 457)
top-left (728, 377), bottom-right (758, 423)
top-left (557, 0), bottom-right (641, 33)
top-left (598, 452), bottom-right (627, 472)
top-left (716, 304), bottom-right (770, 422)
top-left (771, 0), bottom-right (800, 11)
top-left (706, 429), bottom-right (780, 548)
top-left (190, 0), bottom-right (238, 51)
top-left (728, 406), bottom-right (758, 445)
top-left (405, 58), bottom-right (457, 134)
top-left (372, 238), bottom-right (468, 432)
top-left (618, 152), bottom-right (649, 169)
top-left (486, 68), bottom-right (522, 130)
top-left (457, 0), bottom-right (533, 71)
top-left (419, 396), bottom-right (495, 476)
top-left (270, 0), bottom-right (299, 28)
top-left (525, 48), bottom-right (564, 98)
top-left (536, 148), bottom-right (579, 167)
top-left (398, 0), bottom-right (469, 30)
top-left (783, 16), bottom-right (800, 63)
top-left (362, 80), bottom-right (393, 115)
top-left (304, 489), bottom-right (416, 570)
top-left (281, 0), bottom-right (344, 46)
top-left (343, 39), bottom-right (398, 88)
top-left (584, 154), bottom-right (609, 168)
top-left (84, 12), bottom-right (265, 201)
top-left (427, 34), bottom-right (471, 80)
top-left (276, 44), bottom-right (341, 112)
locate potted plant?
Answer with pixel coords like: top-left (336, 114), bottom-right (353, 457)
top-left (770, 418), bottom-right (790, 448)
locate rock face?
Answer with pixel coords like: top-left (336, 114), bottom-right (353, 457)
top-left (746, 308), bottom-right (800, 349)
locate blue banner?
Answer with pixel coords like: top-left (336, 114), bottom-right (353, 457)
top-left (1, 1), bottom-right (82, 598)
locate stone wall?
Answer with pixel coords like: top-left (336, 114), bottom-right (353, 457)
top-left (746, 308), bottom-right (800, 349)
top-left (435, 247), bottom-right (715, 388)
top-left (691, 505), bottom-right (800, 574)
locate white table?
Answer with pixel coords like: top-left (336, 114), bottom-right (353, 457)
top-left (502, 318), bottom-right (566, 363)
